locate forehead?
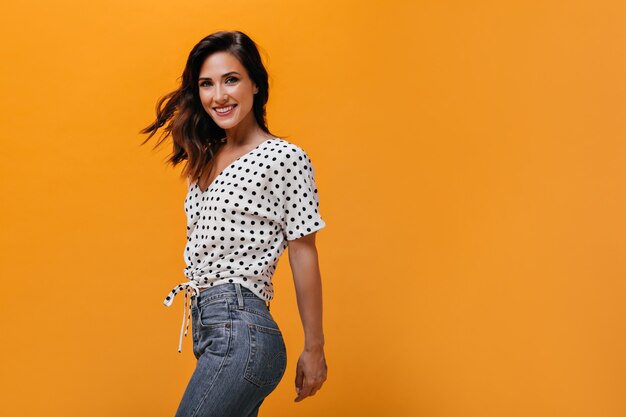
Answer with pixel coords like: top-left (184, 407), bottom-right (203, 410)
top-left (199, 51), bottom-right (245, 76)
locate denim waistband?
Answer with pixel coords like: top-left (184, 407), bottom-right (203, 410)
top-left (198, 283), bottom-right (259, 301)
top-left (162, 280), bottom-right (269, 353)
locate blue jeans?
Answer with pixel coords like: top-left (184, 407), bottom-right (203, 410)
top-left (174, 283), bottom-right (287, 417)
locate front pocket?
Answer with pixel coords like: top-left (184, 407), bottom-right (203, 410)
top-left (243, 323), bottom-right (287, 387)
top-left (198, 299), bottom-right (230, 327)
top-left (197, 322), bottom-right (231, 358)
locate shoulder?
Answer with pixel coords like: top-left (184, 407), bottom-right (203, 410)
top-left (269, 138), bottom-right (313, 164)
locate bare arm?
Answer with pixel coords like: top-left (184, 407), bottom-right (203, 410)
top-left (287, 232), bottom-right (328, 402)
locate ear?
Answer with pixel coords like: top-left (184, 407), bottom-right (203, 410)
top-left (253, 83), bottom-right (259, 94)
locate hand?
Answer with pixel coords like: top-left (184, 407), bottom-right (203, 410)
top-left (294, 346), bottom-right (327, 402)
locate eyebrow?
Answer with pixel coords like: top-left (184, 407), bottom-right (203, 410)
top-left (198, 71), bottom-right (241, 81)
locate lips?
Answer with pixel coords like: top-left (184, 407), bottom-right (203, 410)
top-left (214, 104), bottom-right (237, 116)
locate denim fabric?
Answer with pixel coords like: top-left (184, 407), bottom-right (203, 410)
top-left (174, 283), bottom-right (287, 417)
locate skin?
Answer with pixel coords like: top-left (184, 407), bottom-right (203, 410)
top-left (287, 232), bottom-right (328, 402)
top-left (196, 51), bottom-right (328, 402)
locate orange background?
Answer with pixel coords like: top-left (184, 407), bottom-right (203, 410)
top-left (1, 1), bottom-right (625, 416)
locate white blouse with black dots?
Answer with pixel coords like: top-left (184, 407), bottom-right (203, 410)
top-left (163, 138), bottom-right (326, 351)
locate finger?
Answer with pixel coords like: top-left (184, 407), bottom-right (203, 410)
top-left (295, 381), bottom-right (315, 402)
top-left (309, 381), bottom-right (323, 397)
top-left (294, 377), bottom-right (310, 402)
top-left (294, 367), bottom-right (304, 395)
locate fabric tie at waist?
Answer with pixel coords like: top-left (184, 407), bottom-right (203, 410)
top-left (163, 280), bottom-right (210, 353)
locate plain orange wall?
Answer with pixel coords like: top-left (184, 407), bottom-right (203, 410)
top-left (1, 1), bottom-right (625, 416)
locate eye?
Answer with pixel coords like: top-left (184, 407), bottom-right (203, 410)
top-left (198, 77), bottom-right (238, 87)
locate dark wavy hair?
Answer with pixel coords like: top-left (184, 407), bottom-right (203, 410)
top-left (139, 30), bottom-right (284, 184)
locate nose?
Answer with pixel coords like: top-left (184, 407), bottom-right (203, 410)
top-left (214, 83), bottom-right (228, 103)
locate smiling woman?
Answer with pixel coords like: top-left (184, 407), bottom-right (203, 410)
top-left (139, 32), bottom-right (279, 186)
top-left (139, 30), bottom-right (329, 416)
top-left (196, 53), bottom-right (256, 128)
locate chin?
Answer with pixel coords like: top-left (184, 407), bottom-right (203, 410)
top-left (215, 122), bottom-right (236, 130)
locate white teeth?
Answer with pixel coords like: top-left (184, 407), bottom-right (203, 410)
top-left (215, 105), bottom-right (235, 113)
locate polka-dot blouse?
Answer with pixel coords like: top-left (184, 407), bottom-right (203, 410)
top-left (163, 137), bottom-right (326, 351)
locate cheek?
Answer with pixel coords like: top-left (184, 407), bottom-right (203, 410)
top-left (199, 97), bottom-right (213, 113)
top-left (238, 92), bottom-right (255, 109)
top-left (198, 90), bottom-right (212, 103)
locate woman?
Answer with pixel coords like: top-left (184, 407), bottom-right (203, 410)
top-left (140, 31), bottom-right (328, 416)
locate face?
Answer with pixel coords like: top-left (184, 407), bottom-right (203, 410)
top-left (197, 51), bottom-right (258, 130)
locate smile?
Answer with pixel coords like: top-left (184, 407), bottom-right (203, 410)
top-left (214, 104), bottom-right (237, 116)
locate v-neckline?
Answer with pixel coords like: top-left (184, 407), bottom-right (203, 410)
top-left (194, 138), bottom-right (275, 194)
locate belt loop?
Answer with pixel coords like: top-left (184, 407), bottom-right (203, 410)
top-left (235, 283), bottom-right (244, 309)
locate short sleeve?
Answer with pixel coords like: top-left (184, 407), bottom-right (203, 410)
top-left (279, 146), bottom-right (326, 241)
